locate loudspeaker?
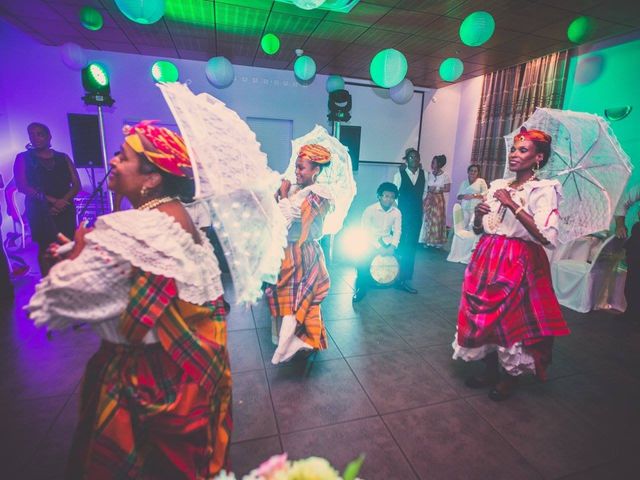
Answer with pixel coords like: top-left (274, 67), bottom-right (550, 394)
top-left (339, 125), bottom-right (361, 171)
top-left (67, 113), bottom-right (102, 168)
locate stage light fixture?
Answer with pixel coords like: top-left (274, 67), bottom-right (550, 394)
top-left (82, 63), bottom-right (114, 107)
top-left (328, 89), bottom-right (352, 122)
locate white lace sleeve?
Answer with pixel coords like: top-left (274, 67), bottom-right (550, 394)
top-left (278, 198), bottom-right (302, 228)
top-left (528, 181), bottom-right (562, 248)
top-left (27, 243), bottom-right (131, 330)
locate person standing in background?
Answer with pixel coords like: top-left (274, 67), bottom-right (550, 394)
top-left (456, 164), bottom-right (488, 230)
top-left (393, 148), bottom-right (425, 294)
top-left (420, 154), bottom-right (451, 248)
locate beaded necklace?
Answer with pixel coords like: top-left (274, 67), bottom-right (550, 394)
top-left (138, 196), bottom-right (176, 211)
top-left (485, 176), bottom-right (537, 231)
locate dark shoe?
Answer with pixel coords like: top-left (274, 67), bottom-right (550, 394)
top-left (465, 374), bottom-right (498, 389)
top-left (352, 288), bottom-right (367, 303)
top-left (396, 281), bottom-right (418, 294)
top-left (488, 376), bottom-right (519, 401)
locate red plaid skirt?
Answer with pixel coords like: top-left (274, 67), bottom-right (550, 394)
top-left (457, 235), bottom-right (569, 377)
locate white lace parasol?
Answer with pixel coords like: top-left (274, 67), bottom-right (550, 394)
top-left (504, 108), bottom-right (633, 244)
top-left (283, 124), bottom-right (357, 235)
top-left (158, 82), bottom-right (287, 304)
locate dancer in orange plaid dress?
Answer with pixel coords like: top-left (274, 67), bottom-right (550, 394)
top-left (266, 144), bottom-right (333, 364)
top-left (453, 127), bottom-right (570, 401)
top-left (28, 122), bottom-right (232, 479)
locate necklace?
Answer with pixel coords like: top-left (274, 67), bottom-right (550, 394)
top-left (486, 176), bottom-right (537, 231)
top-left (138, 196), bottom-right (175, 211)
top-left (508, 175), bottom-right (537, 190)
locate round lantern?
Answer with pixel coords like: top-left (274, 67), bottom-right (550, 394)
top-left (459, 11), bottom-right (495, 47)
top-left (206, 57), bottom-right (234, 88)
top-left (261, 33), bottom-right (280, 55)
top-left (390, 78), bottom-right (415, 105)
top-left (326, 75), bottom-right (345, 93)
top-left (151, 60), bottom-right (179, 82)
top-left (79, 6), bottom-right (104, 31)
top-left (115, 0), bottom-right (165, 25)
top-left (294, 55), bottom-right (316, 82)
top-left (370, 48), bottom-right (407, 88)
top-left (292, 0), bottom-right (326, 10)
top-left (567, 16), bottom-right (595, 44)
top-left (60, 42), bottom-right (88, 70)
top-left (439, 57), bottom-right (464, 82)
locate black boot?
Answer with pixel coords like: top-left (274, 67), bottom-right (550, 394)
top-left (465, 352), bottom-right (499, 388)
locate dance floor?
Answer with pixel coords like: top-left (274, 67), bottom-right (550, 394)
top-left (2, 247), bottom-right (639, 479)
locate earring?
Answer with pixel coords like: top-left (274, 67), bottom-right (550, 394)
top-left (141, 186), bottom-right (148, 197)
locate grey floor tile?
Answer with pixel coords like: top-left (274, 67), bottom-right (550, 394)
top-left (226, 305), bottom-right (255, 331)
top-left (229, 436), bottom-right (283, 476)
top-left (266, 358), bottom-right (376, 433)
top-left (383, 400), bottom-right (542, 479)
top-left (256, 327), bottom-right (343, 365)
top-left (328, 317), bottom-right (410, 357)
top-left (281, 417), bottom-right (417, 480)
top-left (232, 370), bottom-right (278, 443)
top-left (228, 329), bottom-right (263, 374)
top-left (386, 313), bottom-right (455, 348)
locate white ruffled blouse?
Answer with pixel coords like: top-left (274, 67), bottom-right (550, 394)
top-left (277, 184), bottom-right (334, 241)
top-left (27, 209), bottom-right (223, 344)
top-left (482, 178), bottom-right (562, 248)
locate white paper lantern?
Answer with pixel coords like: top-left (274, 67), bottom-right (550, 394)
top-left (60, 42), bottom-right (88, 70)
top-left (326, 75), bottom-right (345, 93)
top-left (390, 78), bottom-right (414, 104)
top-left (206, 57), bottom-right (234, 88)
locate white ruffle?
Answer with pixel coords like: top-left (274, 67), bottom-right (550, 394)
top-left (90, 209), bottom-right (223, 305)
top-left (451, 334), bottom-right (536, 377)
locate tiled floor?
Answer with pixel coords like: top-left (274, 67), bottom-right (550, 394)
top-left (2, 248), bottom-right (639, 479)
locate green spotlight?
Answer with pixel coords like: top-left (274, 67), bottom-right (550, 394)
top-left (151, 60), bottom-right (179, 82)
top-left (567, 16), bottom-right (595, 44)
top-left (261, 33), bottom-right (281, 55)
top-left (79, 6), bottom-right (104, 31)
top-left (82, 63), bottom-right (110, 91)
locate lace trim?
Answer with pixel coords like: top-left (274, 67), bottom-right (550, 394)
top-left (89, 210), bottom-right (223, 304)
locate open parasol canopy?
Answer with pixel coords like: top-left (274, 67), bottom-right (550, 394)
top-left (283, 125), bottom-right (357, 235)
top-left (504, 108), bottom-right (633, 244)
top-left (158, 82), bottom-right (287, 304)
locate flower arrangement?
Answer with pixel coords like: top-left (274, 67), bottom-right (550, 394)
top-left (215, 453), bottom-right (364, 480)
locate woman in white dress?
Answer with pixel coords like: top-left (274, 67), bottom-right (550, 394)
top-left (420, 154), bottom-right (451, 248)
top-left (456, 164), bottom-right (488, 230)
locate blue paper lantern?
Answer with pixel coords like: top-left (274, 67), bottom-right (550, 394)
top-left (370, 49), bottom-right (407, 88)
top-left (439, 58), bottom-right (464, 82)
top-left (459, 11), bottom-right (495, 47)
top-left (115, 0), bottom-right (165, 25)
top-left (294, 56), bottom-right (316, 82)
top-left (390, 78), bottom-right (414, 105)
top-left (326, 75), bottom-right (345, 93)
top-left (60, 42), bottom-right (88, 71)
top-left (206, 57), bottom-right (234, 88)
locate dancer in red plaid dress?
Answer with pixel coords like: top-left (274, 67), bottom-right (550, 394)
top-left (28, 122), bottom-right (232, 478)
top-left (453, 127), bottom-right (570, 401)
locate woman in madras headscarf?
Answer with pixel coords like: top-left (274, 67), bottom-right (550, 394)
top-left (267, 144), bottom-right (333, 364)
top-left (452, 127), bottom-right (570, 401)
top-left (28, 121), bottom-right (232, 479)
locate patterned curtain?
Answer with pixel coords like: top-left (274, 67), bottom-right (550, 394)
top-left (471, 50), bottom-right (569, 181)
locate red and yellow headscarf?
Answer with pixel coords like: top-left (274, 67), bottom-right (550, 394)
top-left (123, 120), bottom-right (193, 178)
top-left (516, 126), bottom-right (551, 145)
top-left (298, 144), bottom-right (331, 165)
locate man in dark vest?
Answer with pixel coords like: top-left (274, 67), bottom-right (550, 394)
top-left (392, 148), bottom-right (425, 294)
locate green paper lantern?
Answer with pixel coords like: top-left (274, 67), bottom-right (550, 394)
top-left (567, 16), bottom-right (595, 44)
top-left (79, 6), bottom-right (104, 31)
top-left (326, 75), bottom-right (345, 93)
top-left (261, 33), bottom-right (280, 55)
top-left (439, 58), bottom-right (464, 82)
top-left (459, 11), bottom-right (495, 47)
top-left (369, 48), bottom-right (407, 88)
top-left (151, 60), bottom-right (179, 82)
top-left (115, 0), bottom-right (165, 25)
top-left (294, 55), bottom-right (316, 82)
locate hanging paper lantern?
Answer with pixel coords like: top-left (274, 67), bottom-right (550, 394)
top-left (60, 42), bottom-right (88, 70)
top-left (151, 60), bottom-right (179, 82)
top-left (567, 16), bottom-right (595, 43)
top-left (326, 75), bottom-right (345, 93)
top-left (79, 6), bottom-right (104, 31)
top-left (292, 0), bottom-right (326, 10)
top-left (370, 48), bottom-right (407, 88)
top-left (439, 57), bottom-right (464, 82)
top-left (261, 33), bottom-right (280, 55)
top-left (115, 0), bottom-right (165, 25)
top-left (206, 57), bottom-right (234, 88)
top-left (294, 55), bottom-right (316, 82)
top-left (459, 11), bottom-right (495, 47)
top-left (390, 78), bottom-right (415, 105)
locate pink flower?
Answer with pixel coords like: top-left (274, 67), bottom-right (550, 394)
top-left (255, 453), bottom-right (288, 478)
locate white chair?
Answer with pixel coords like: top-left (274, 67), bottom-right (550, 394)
top-left (550, 234), bottom-right (616, 313)
top-left (447, 203), bottom-right (478, 264)
top-left (3, 179), bottom-right (29, 249)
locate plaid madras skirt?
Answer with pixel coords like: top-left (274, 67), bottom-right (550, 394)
top-left (67, 341), bottom-right (232, 480)
top-left (420, 192), bottom-right (447, 245)
top-left (457, 234), bottom-right (570, 378)
top-left (266, 240), bottom-right (329, 350)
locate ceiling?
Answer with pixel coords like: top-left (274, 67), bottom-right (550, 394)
top-left (1, 0), bottom-right (639, 88)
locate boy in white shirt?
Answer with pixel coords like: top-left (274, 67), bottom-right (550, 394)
top-left (353, 182), bottom-right (402, 302)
